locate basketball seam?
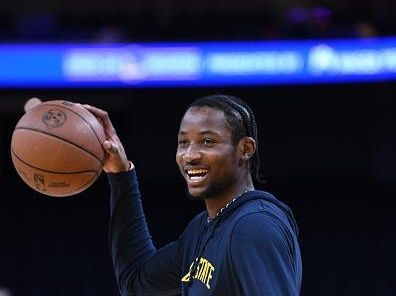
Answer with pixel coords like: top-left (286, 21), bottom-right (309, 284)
top-left (11, 129), bottom-right (103, 173)
top-left (11, 148), bottom-right (100, 175)
top-left (39, 103), bottom-right (105, 162)
top-left (12, 148), bottom-right (102, 197)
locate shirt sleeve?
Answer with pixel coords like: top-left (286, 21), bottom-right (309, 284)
top-left (229, 211), bottom-right (301, 296)
top-left (108, 169), bottom-right (182, 296)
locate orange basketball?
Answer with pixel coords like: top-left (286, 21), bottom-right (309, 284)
top-left (11, 100), bottom-right (106, 197)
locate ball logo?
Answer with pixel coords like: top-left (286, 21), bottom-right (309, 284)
top-left (61, 101), bottom-right (74, 107)
top-left (34, 173), bottom-right (47, 192)
top-left (42, 109), bottom-right (67, 128)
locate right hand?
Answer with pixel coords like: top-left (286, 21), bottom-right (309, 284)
top-left (78, 104), bottom-right (133, 173)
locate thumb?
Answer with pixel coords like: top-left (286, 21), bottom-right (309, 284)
top-left (103, 140), bottom-right (116, 153)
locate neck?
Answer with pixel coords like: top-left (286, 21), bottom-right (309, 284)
top-left (205, 179), bottom-right (254, 219)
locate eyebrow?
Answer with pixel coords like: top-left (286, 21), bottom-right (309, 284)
top-left (178, 130), bottom-right (220, 136)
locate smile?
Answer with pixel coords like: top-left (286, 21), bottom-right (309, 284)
top-left (185, 168), bottom-right (208, 183)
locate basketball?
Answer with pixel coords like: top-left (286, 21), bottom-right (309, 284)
top-left (11, 100), bottom-right (106, 197)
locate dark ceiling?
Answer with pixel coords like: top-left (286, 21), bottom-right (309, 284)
top-left (0, 0), bottom-right (395, 42)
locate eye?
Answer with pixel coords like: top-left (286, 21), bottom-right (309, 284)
top-left (178, 139), bottom-right (189, 147)
top-left (202, 138), bottom-right (215, 146)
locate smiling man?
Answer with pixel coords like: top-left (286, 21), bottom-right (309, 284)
top-left (83, 94), bottom-right (302, 296)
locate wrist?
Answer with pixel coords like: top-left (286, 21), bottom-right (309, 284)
top-left (104, 160), bottom-right (134, 174)
top-left (127, 161), bottom-right (135, 171)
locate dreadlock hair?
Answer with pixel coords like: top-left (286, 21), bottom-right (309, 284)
top-left (187, 94), bottom-right (264, 184)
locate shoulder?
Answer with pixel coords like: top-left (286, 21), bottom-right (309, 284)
top-left (233, 190), bottom-right (297, 232)
top-left (230, 210), bottom-right (285, 246)
top-left (229, 190), bottom-right (298, 253)
top-left (228, 211), bottom-right (296, 268)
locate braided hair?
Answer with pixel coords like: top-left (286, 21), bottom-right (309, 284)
top-left (187, 94), bottom-right (264, 184)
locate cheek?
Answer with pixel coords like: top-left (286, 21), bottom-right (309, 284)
top-left (212, 152), bottom-right (238, 173)
top-left (175, 151), bottom-right (183, 167)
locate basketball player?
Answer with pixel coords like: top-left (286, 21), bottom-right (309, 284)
top-left (82, 94), bottom-right (302, 295)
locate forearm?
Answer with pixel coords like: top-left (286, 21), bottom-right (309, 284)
top-left (108, 169), bottom-right (156, 295)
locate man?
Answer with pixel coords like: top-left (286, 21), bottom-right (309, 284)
top-left (82, 94), bottom-right (302, 295)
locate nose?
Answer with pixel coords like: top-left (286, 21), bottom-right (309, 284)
top-left (182, 143), bottom-right (202, 163)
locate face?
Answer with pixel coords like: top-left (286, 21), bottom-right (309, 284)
top-left (176, 106), bottom-right (243, 200)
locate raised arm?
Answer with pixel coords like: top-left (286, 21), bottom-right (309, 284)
top-left (81, 104), bottom-right (182, 296)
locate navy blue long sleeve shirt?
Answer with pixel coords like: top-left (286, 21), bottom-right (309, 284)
top-left (108, 169), bottom-right (302, 295)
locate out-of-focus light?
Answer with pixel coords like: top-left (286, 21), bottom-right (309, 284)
top-left (1, 38), bottom-right (396, 88)
top-left (0, 288), bottom-right (11, 296)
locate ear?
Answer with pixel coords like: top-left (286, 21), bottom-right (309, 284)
top-left (238, 137), bottom-right (256, 161)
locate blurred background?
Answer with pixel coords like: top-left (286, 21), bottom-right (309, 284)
top-left (0, 0), bottom-right (396, 295)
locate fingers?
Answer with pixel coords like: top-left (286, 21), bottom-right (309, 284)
top-left (103, 140), bottom-right (112, 151)
top-left (102, 139), bottom-right (131, 173)
top-left (24, 97), bottom-right (42, 112)
top-left (103, 140), bottom-right (118, 153)
top-left (76, 103), bottom-right (116, 137)
top-left (79, 103), bottom-right (107, 118)
top-left (75, 103), bottom-right (131, 173)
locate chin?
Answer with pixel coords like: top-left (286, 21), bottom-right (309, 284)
top-left (186, 187), bottom-right (207, 201)
top-left (185, 182), bottom-right (225, 200)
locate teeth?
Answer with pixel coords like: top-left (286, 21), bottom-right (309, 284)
top-left (187, 169), bottom-right (208, 175)
top-left (186, 169), bottom-right (208, 182)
